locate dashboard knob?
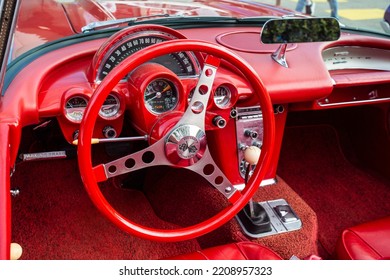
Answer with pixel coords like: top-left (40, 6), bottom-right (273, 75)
top-left (252, 140), bottom-right (262, 148)
top-left (103, 126), bottom-right (117, 138)
top-left (212, 115), bottom-right (227, 128)
top-left (244, 129), bottom-right (258, 139)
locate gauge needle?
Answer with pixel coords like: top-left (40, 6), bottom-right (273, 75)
top-left (161, 85), bottom-right (171, 93)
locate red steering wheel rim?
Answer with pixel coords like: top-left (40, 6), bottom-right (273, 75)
top-left (78, 39), bottom-right (275, 242)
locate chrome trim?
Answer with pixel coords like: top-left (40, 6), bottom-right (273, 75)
top-left (322, 46), bottom-right (390, 71)
top-left (165, 125), bottom-right (206, 166)
top-left (82, 14), bottom-right (170, 33)
top-left (0, 0), bottom-right (20, 95)
top-left (236, 199), bottom-right (302, 239)
top-left (317, 97), bottom-right (390, 107)
top-left (271, 44), bottom-right (288, 68)
top-left (19, 151), bottom-right (67, 161)
top-left (235, 106), bottom-right (264, 179)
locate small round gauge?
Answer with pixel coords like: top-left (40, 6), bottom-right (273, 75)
top-left (65, 96), bottom-right (88, 123)
top-left (99, 93), bottom-right (121, 119)
top-left (214, 85), bottom-right (232, 108)
top-left (144, 79), bottom-right (178, 114)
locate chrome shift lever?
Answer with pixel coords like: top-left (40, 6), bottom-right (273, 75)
top-left (243, 146), bottom-right (261, 219)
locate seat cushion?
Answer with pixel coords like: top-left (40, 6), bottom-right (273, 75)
top-left (336, 216), bottom-right (390, 260)
top-left (168, 242), bottom-right (283, 260)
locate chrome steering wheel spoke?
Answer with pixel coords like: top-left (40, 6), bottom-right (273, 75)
top-left (94, 55), bottom-right (237, 200)
top-left (93, 139), bottom-right (169, 182)
top-left (174, 55), bottom-right (220, 130)
top-left (185, 148), bottom-right (239, 201)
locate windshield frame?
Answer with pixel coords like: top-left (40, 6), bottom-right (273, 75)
top-left (0, 0), bottom-right (19, 95)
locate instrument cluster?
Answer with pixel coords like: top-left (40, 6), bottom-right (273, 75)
top-left (64, 92), bottom-right (123, 123)
top-left (58, 25), bottom-right (244, 143)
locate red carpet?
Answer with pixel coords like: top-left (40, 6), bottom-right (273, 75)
top-left (277, 125), bottom-right (390, 256)
top-left (11, 159), bottom-right (200, 259)
top-left (11, 154), bottom-right (319, 259)
top-left (143, 168), bottom-right (320, 260)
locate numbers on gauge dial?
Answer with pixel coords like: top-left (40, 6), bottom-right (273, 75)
top-left (144, 79), bottom-right (178, 114)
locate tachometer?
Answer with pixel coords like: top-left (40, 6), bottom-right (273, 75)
top-left (144, 79), bottom-right (178, 114)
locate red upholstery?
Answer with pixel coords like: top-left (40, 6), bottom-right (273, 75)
top-left (336, 217), bottom-right (390, 260)
top-left (168, 242), bottom-right (283, 260)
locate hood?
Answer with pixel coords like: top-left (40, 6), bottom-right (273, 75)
top-left (62, 0), bottom-right (293, 32)
top-left (12, 0), bottom-right (292, 59)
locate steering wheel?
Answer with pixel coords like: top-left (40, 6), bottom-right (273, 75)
top-left (78, 39), bottom-right (275, 242)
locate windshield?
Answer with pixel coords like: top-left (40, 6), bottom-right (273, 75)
top-left (10, 0), bottom-right (390, 62)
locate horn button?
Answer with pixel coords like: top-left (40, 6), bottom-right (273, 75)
top-left (165, 125), bottom-right (207, 167)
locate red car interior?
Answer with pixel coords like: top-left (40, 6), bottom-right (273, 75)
top-left (1, 0), bottom-right (390, 260)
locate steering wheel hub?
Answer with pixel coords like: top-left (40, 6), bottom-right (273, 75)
top-left (165, 124), bottom-right (206, 166)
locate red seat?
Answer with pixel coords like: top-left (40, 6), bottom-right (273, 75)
top-left (168, 242), bottom-right (283, 260)
top-left (336, 217), bottom-right (390, 260)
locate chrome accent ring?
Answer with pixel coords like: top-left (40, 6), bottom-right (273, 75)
top-left (165, 124), bottom-right (206, 167)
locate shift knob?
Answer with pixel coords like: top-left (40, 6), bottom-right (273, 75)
top-left (243, 146), bottom-right (261, 165)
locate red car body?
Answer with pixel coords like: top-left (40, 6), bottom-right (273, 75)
top-left (1, 0), bottom-right (390, 261)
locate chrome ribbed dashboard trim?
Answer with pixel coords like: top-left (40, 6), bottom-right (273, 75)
top-left (317, 97), bottom-right (390, 107)
top-left (322, 46), bottom-right (390, 71)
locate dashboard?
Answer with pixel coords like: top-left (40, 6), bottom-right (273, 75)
top-left (5, 24), bottom-right (390, 186)
top-left (52, 25), bottom-right (258, 147)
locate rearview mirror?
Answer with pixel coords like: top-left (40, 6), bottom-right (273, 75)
top-left (261, 17), bottom-right (340, 44)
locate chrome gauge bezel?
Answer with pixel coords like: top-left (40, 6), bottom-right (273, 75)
top-left (99, 93), bottom-right (121, 119)
top-left (64, 95), bottom-right (88, 123)
top-left (144, 78), bottom-right (179, 115)
top-left (214, 85), bottom-right (232, 109)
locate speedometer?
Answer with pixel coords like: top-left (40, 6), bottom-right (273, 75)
top-left (93, 26), bottom-right (199, 82)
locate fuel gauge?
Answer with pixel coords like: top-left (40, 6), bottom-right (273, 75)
top-left (214, 85), bottom-right (231, 109)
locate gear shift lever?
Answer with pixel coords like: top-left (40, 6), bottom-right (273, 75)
top-left (244, 146), bottom-right (261, 218)
top-left (236, 146), bottom-right (272, 234)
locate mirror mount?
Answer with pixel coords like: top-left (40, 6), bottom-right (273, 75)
top-left (271, 43), bottom-right (289, 68)
top-left (261, 17), bottom-right (340, 68)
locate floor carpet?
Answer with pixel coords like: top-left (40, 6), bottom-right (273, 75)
top-left (11, 159), bottom-right (200, 259)
top-left (277, 125), bottom-right (390, 256)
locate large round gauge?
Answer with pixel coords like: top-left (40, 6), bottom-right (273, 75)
top-left (144, 79), bottom-right (178, 114)
top-left (214, 85), bottom-right (232, 108)
top-left (99, 93), bottom-right (121, 119)
top-left (65, 96), bottom-right (88, 123)
top-left (94, 27), bottom-right (198, 82)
